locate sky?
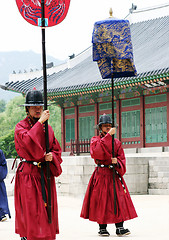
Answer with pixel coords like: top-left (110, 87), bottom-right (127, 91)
top-left (0, 0), bottom-right (169, 61)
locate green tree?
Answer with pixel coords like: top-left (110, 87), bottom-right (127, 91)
top-left (0, 99), bottom-right (6, 113)
top-left (48, 103), bottom-right (61, 144)
top-left (0, 95), bottom-right (25, 138)
top-left (0, 129), bottom-right (17, 158)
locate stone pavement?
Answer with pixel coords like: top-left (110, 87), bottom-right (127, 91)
top-left (0, 195), bottom-right (169, 240)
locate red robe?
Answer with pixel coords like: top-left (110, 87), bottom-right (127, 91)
top-left (14, 117), bottom-right (62, 240)
top-left (80, 133), bottom-right (137, 224)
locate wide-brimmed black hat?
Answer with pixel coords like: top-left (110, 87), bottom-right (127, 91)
top-left (97, 114), bottom-right (112, 129)
top-left (23, 90), bottom-right (44, 106)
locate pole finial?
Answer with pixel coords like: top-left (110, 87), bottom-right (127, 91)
top-left (109, 8), bottom-right (113, 18)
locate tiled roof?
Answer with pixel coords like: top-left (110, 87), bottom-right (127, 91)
top-left (3, 16), bottom-right (169, 95)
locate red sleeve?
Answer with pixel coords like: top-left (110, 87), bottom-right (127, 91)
top-left (15, 120), bottom-right (62, 177)
top-left (90, 133), bottom-right (112, 161)
top-left (90, 134), bottom-right (126, 176)
top-left (15, 120), bottom-right (46, 161)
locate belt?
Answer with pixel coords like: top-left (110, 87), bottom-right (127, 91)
top-left (22, 160), bottom-right (41, 167)
top-left (97, 164), bottom-right (114, 169)
top-left (22, 160), bottom-right (47, 207)
top-left (97, 164), bottom-right (126, 193)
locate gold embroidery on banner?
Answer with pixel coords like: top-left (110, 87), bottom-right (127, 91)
top-left (98, 58), bottom-right (136, 78)
top-left (92, 20), bottom-right (137, 78)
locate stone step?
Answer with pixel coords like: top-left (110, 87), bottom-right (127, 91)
top-left (149, 181), bottom-right (169, 189)
top-left (149, 156), bottom-right (169, 193)
top-left (149, 159), bottom-right (169, 167)
top-left (151, 166), bottom-right (169, 172)
top-left (149, 177), bottom-right (169, 183)
top-left (149, 171), bottom-right (158, 178)
top-left (148, 189), bottom-right (169, 195)
top-left (158, 172), bottom-right (169, 177)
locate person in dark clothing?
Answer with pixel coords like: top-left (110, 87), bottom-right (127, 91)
top-left (0, 149), bottom-right (11, 222)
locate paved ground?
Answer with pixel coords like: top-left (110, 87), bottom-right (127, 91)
top-left (0, 195), bottom-right (169, 240)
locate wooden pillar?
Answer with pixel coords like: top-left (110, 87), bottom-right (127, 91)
top-left (140, 95), bottom-right (145, 148)
top-left (95, 102), bottom-right (99, 136)
top-left (75, 105), bottom-right (79, 142)
top-left (167, 91), bottom-right (169, 146)
top-left (61, 107), bottom-right (65, 152)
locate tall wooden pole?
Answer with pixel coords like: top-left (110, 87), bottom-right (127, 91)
top-left (111, 75), bottom-right (117, 215)
top-left (41, 0), bottom-right (52, 223)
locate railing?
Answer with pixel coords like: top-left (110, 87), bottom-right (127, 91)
top-left (70, 139), bottom-right (91, 155)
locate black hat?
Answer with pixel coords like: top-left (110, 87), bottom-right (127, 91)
top-left (98, 114), bottom-right (112, 128)
top-left (23, 90), bottom-right (44, 106)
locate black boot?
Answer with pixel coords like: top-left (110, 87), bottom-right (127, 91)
top-left (98, 224), bottom-right (110, 236)
top-left (115, 221), bottom-right (131, 236)
top-left (116, 227), bottom-right (131, 236)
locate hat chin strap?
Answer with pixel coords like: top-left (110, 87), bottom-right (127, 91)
top-left (27, 111), bottom-right (40, 123)
top-left (101, 131), bottom-right (107, 136)
top-left (33, 117), bottom-right (40, 123)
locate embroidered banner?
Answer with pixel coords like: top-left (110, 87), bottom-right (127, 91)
top-left (92, 18), bottom-right (137, 79)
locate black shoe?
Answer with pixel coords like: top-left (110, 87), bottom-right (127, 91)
top-left (98, 229), bottom-right (110, 236)
top-left (116, 227), bottom-right (131, 236)
top-left (21, 238), bottom-right (27, 240)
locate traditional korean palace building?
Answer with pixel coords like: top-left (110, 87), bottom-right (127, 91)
top-left (1, 14), bottom-right (169, 153)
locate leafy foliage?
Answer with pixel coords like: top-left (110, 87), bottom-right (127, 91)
top-left (0, 129), bottom-right (17, 158)
top-left (0, 96), bottom-right (25, 137)
top-left (0, 99), bottom-right (6, 113)
top-left (48, 103), bottom-right (61, 144)
top-left (0, 96), bottom-right (61, 158)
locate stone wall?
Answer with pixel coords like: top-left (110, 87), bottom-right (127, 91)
top-left (124, 156), bottom-right (149, 195)
top-left (57, 156), bottom-right (95, 198)
top-left (5, 150), bottom-right (169, 197)
top-left (57, 155), bottom-right (149, 198)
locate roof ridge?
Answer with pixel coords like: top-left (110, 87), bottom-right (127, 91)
top-left (130, 14), bottom-right (169, 26)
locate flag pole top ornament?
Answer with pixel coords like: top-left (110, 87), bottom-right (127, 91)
top-left (109, 8), bottom-right (113, 18)
top-left (92, 8), bottom-right (137, 79)
top-left (15, 0), bottom-right (71, 27)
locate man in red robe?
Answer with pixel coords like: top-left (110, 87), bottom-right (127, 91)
top-left (14, 90), bottom-right (62, 240)
top-left (80, 114), bottom-right (137, 236)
